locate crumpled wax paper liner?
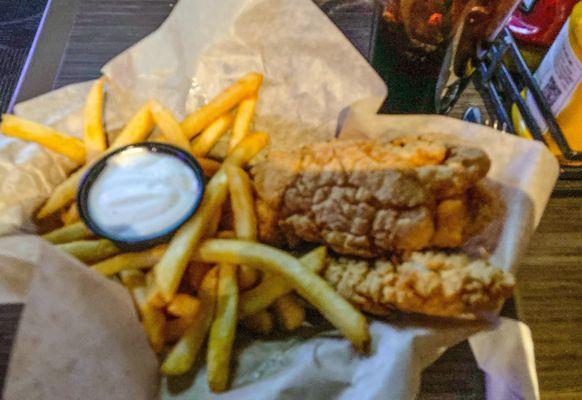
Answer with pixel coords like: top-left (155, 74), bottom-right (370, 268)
top-left (0, 0), bottom-right (558, 398)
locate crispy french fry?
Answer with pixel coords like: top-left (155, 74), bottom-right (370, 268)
top-left (207, 263), bottom-right (238, 392)
top-left (187, 262), bottom-right (212, 292)
top-left (36, 167), bottom-right (84, 219)
top-left (195, 156), bottom-right (221, 177)
top-left (36, 104), bottom-right (154, 219)
top-left (91, 245), bottom-right (166, 276)
top-left (167, 294), bottom-right (201, 318)
top-left (110, 103), bottom-right (154, 148)
top-left (181, 73), bottom-right (263, 138)
top-left (238, 246), bottom-right (326, 318)
top-left (150, 100), bottom-right (190, 151)
top-left (83, 79), bottom-right (107, 160)
top-left (191, 114), bottom-right (234, 156)
top-left (241, 310), bottom-right (274, 335)
top-left (61, 202), bottom-right (80, 225)
top-left (0, 114), bottom-right (86, 164)
top-left (216, 231), bottom-right (235, 239)
top-left (42, 221), bottom-right (92, 244)
top-left (196, 240), bottom-right (370, 353)
top-left (229, 95), bottom-right (257, 151)
top-left (226, 131), bottom-right (268, 165)
top-left (273, 294), bottom-right (305, 331)
top-left (226, 163), bottom-right (257, 241)
top-left (155, 172), bottom-right (228, 302)
top-left (161, 267), bottom-right (218, 375)
top-left (134, 286), bottom-right (166, 353)
top-left (225, 163), bottom-right (259, 289)
top-left (119, 270), bottom-right (146, 290)
top-left (57, 239), bottom-right (120, 264)
top-left (154, 133), bottom-right (268, 302)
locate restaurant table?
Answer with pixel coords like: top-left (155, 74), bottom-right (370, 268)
top-left (1, 1), bottom-right (581, 399)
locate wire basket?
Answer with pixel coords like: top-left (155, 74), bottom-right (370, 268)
top-left (474, 28), bottom-right (582, 179)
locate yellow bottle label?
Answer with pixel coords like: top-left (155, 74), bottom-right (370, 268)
top-left (524, 15), bottom-right (582, 152)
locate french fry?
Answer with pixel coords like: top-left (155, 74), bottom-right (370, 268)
top-left (226, 163), bottom-right (257, 241)
top-left (273, 294), bottom-right (305, 331)
top-left (229, 95), bottom-right (257, 151)
top-left (146, 277), bottom-right (166, 309)
top-left (226, 163), bottom-right (259, 289)
top-left (226, 131), bottom-right (269, 165)
top-left (134, 286), bottom-right (166, 353)
top-left (154, 172), bottom-right (228, 302)
top-left (91, 245), bottom-right (166, 276)
top-left (154, 133), bottom-right (268, 302)
top-left (191, 113), bottom-right (234, 156)
top-left (238, 246), bottom-right (326, 318)
top-left (195, 156), bottom-right (221, 177)
top-left (36, 104), bottom-right (154, 219)
top-left (161, 267), bottom-right (218, 375)
top-left (110, 103), bottom-right (154, 149)
top-left (0, 114), bottom-right (86, 164)
top-left (196, 240), bottom-right (370, 353)
top-left (57, 239), bottom-right (120, 264)
top-left (187, 262), bottom-right (212, 292)
top-left (119, 270), bottom-right (146, 290)
top-left (83, 79), bottom-right (107, 160)
top-left (42, 221), bottom-right (92, 244)
top-left (207, 264), bottom-right (238, 392)
top-left (241, 310), bottom-right (274, 335)
top-left (61, 202), bottom-right (80, 225)
top-left (150, 100), bottom-right (190, 151)
top-left (167, 294), bottom-right (201, 318)
top-left (181, 73), bottom-right (263, 138)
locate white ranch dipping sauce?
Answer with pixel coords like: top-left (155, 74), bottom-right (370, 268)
top-left (87, 147), bottom-right (201, 240)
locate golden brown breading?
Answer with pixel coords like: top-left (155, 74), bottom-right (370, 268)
top-left (252, 135), bottom-right (493, 257)
top-left (323, 252), bottom-right (514, 318)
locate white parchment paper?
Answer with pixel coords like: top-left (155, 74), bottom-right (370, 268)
top-left (0, 0), bottom-right (558, 399)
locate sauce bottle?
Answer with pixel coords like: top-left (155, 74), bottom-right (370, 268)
top-left (512, 1), bottom-right (582, 161)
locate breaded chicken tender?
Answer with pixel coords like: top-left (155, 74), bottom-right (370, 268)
top-left (323, 251), bottom-right (514, 318)
top-left (252, 135), bottom-right (494, 257)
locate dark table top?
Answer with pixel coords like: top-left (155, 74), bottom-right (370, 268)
top-left (1, 1), bottom-right (581, 399)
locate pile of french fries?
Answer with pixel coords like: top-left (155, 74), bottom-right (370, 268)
top-left (0, 73), bottom-right (370, 392)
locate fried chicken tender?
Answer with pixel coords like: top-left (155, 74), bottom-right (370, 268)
top-left (323, 252), bottom-right (514, 318)
top-left (252, 135), bottom-right (493, 257)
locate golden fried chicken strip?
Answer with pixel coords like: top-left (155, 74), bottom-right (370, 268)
top-left (323, 252), bottom-right (514, 318)
top-left (252, 135), bottom-right (493, 257)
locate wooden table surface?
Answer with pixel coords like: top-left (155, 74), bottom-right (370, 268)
top-left (1, 1), bottom-right (581, 399)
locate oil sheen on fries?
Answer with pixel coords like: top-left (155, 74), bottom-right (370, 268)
top-left (161, 267), bottom-right (218, 375)
top-left (83, 79), bottom-right (107, 160)
top-left (197, 240), bottom-right (370, 353)
top-left (1, 114), bottom-right (86, 164)
top-left (207, 264), bottom-right (238, 392)
top-left (181, 73), bottom-right (263, 138)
